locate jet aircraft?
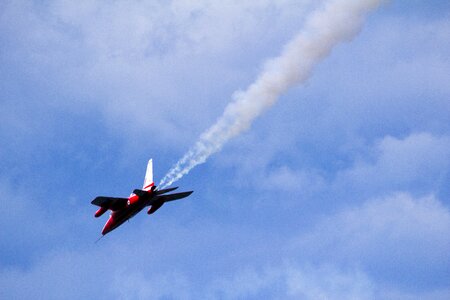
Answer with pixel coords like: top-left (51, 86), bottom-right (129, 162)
top-left (91, 159), bottom-right (193, 236)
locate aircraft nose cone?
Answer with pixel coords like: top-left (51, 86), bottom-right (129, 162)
top-left (101, 216), bottom-right (114, 235)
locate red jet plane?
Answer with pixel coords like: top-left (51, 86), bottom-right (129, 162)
top-left (91, 159), bottom-right (193, 236)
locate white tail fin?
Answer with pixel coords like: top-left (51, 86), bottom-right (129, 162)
top-left (143, 159), bottom-right (154, 190)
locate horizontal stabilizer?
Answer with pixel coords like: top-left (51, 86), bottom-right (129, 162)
top-left (160, 191), bottom-right (193, 202)
top-left (155, 187), bottom-right (178, 195)
top-left (91, 196), bottom-right (128, 211)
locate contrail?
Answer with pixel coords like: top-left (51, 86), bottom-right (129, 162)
top-left (159, 0), bottom-right (383, 188)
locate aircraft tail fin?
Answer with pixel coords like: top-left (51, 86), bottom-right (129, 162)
top-left (143, 159), bottom-right (154, 190)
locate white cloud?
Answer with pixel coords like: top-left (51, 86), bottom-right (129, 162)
top-left (307, 14), bottom-right (450, 140)
top-left (46, 0), bottom-right (313, 57)
top-left (216, 131), bottom-right (449, 211)
top-left (1, 191), bottom-right (448, 299)
top-left (264, 166), bottom-right (326, 194)
top-left (0, 181), bottom-right (63, 260)
top-left (205, 264), bottom-right (375, 300)
top-left (334, 133), bottom-right (450, 197)
top-left (0, 0), bottom-right (314, 147)
top-left (285, 265), bottom-right (374, 300)
top-left (290, 192), bottom-right (450, 287)
top-left (113, 269), bottom-right (191, 300)
top-left (206, 262), bottom-right (450, 300)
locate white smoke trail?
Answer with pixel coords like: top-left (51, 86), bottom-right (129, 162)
top-left (159, 0), bottom-right (383, 188)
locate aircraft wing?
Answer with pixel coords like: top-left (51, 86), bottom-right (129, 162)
top-left (91, 196), bottom-right (128, 211)
top-left (159, 191), bottom-right (193, 202)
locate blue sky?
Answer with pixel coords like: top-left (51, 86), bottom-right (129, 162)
top-left (1, 0), bottom-right (449, 299)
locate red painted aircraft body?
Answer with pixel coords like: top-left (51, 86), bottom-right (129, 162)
top-left (91, 159), bottom-right (193, 236)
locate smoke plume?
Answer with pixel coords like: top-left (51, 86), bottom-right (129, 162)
top-left (159, 0), bottom-right (383, 188)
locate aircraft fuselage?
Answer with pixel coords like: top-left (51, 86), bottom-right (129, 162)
top-left (101, 192), bottom-right (153, 235)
